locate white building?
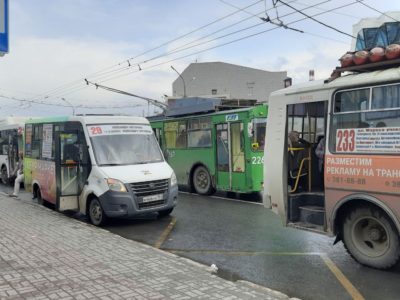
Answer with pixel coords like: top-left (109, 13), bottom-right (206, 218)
top-left (172, 62), bottom-right (288, 103)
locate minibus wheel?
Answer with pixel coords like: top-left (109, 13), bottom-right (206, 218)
top-left (342, 206), bottom-right (400, 269)
top-left (193, 166), bottom-right (213, 195)
top-left (89, 197), bottom-right (107, 226)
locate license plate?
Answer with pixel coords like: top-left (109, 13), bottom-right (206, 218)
top-left (142, 194), bottom-right (163, 203)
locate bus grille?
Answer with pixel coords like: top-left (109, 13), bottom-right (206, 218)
top-left (130, 179), bottom-right (169, 209)
top-left (130, 179), bottom-right (169, 197)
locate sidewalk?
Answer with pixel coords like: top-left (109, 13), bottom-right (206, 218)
top-left (0, 193), bottom-right (295, 300)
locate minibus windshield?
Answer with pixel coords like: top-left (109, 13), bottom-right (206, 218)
top-left (88, 125), bottom-right (163, 166)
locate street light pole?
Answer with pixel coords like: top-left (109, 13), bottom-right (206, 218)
top-left (61, 98), bottom-right (75, 115)
top-left (171, 65), bottom-right (187, 97)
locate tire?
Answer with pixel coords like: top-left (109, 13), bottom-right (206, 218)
top-left (158, 208), bottom-right (174, 218)
top-left (342, 206), bottom-right (400, 269)
top-left (192, 166), bottom-right (214, 195)
top-left (88, 197), bottom-right (107, 226)
top-left (1, 166), bottom-right (8, 185)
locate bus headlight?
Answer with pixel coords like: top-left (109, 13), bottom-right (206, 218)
top-left (170, 172), bottom-right (177, 187)
top-left (106, 178), bottom-right (127, 192)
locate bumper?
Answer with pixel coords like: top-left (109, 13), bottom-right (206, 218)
top-left (98, 185), bottom-right (178, 218)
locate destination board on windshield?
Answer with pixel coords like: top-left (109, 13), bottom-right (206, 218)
top-left (87, 124), bottom-right (153, 137)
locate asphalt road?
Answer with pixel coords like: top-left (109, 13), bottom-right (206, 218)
top-left (4, 184), bottom-right (400, 300)
top-left (101, 192), bottom-right (400, 300)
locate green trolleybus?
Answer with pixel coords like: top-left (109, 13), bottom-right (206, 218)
top-left (151, 104), bottom-right (267, 195)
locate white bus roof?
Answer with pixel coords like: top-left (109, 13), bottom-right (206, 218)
top-left (270, 66), bottom-right (400, 98)
top-left (0, 116), bottom-right (30, 129)
top-left (26, 115), bottom-right (150, 125)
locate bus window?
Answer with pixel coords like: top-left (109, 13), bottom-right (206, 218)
top-left (217, 124), bottom-right (229, 172)
top-left (372, 84), bottom-right (400, 109)
top-left (164, 121), bottom-right (187, 149)
top-left (231, 123), bottom-right (245, 172)
top-left (252, 118), bottom-right (267, 150)
top-left (188, 118), bottom-right (211, 148)
top-left (31, 125), bottom-right (42, 159)
top-left (334, 88), bottom-right (369, 113)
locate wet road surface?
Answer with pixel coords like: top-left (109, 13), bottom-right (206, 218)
top-left (3, 184), bottom-right (400, 300)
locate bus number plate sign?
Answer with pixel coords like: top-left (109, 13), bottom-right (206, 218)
top-left (226, 114), bottom-right (238, 122)
top-left (142, 194), bottom-right (163, 203)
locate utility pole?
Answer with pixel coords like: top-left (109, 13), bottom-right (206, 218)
top-left (61, 98), bottom-right (76, 115)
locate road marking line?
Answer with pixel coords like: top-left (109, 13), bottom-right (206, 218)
top-left (154, 217), bottom-right (177, 249)
top-left (320, 254), bottom-right (365, 300)
top-left (164, 248), bottom-right (364, 300)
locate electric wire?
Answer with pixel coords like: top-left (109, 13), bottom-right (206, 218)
top-left (355, 0), bottom-right (400, 22)
top-left (277, 0), bottom-right (359, 40)
top-left (34, 0), bottom-right (265, 99)
top-left (44, 0), bottom-right (349, 99)
top-left (91, 0), bottom-right (359, 84)
top-left (36, 0), bottom-right (358, 101)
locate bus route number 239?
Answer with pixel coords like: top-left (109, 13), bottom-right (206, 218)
top-left (336, 129), bottom-right (355, 152)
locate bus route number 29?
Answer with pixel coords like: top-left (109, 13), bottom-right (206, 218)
top-left (252, 156), bottom-right (264, 165)
top-left (90, 126), bottom-right (103, 135)
top-left (336, 129), bottom-right (355, 152)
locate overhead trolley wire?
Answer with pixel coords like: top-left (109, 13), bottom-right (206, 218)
top-left (355, 0), bottom-right (400, 22)
top-left (89, 0), bottom-right (359, 85)
top-left (277, 0), bottom-right (359, 40)
top-left (48, 0), bottom-right (359, 99)
top-left (35, 0), bottom-right (265, 99)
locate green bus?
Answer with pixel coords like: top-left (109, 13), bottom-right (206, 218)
top-left (150, 104), bottom-right (267, 195)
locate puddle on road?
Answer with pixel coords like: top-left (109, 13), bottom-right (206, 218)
top-left (216, 268), bottom-right (243, 282)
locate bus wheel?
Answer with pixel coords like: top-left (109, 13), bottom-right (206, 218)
top-left (158, 208), bottom-right (174, 218)
top-left (89, 198), bottom-right (107, 226)
top-left (342, 206), bottom-right (400, 269)
top-left (1, 166), bottom-right (8, 185)
top-left (193, 166), bottom-right (213, 195)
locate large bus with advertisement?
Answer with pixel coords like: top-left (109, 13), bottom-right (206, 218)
top-left (0, 117), bottom-right (27, 184)
top-left (263, 60), bottom-right (400, 269)
top-left (150, 104), bottom-right (267, 195)
top-left (24, 115), bottom-right (178, 226)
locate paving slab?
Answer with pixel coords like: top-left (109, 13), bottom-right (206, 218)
top-left (0, 194), bottom-right (296, 299)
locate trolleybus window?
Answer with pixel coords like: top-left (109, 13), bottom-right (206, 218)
top-left (252, 118), bottom-right (266, 150)
top-left (165, 121), bottom-right (187, 149)
top-left (188, 118), bottom-right (211, 148)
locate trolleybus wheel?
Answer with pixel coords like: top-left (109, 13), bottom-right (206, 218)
top-left (158, 208), bottom-right (174, 218)
top-left (89, 197), bottom-right (107, 226)
top-left (1, 166), bottom-right (8, 185)
top-left (342, 206), bottom-right (400, 269)
top-left (193, 166), bottom-right (213, 195)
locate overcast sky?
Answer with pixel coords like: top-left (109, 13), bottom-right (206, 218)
top-left (0, 0), bottom-right (399, 117)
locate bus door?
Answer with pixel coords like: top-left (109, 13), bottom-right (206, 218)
top-left (56, 131), bottom-right (89, 211)
top-left (216, 121), bottom-right (246, 191)
top-left (285, 101), bottom-right (327, 229)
